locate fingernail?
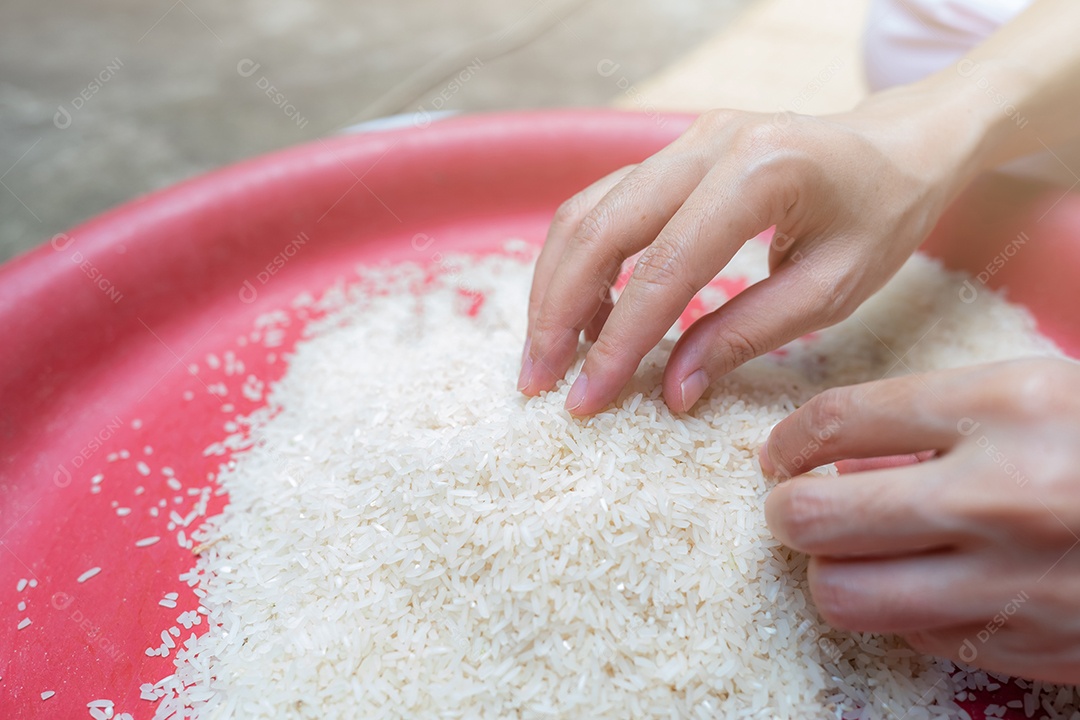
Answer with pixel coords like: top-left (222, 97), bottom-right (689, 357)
top-left (759, 437), bottom-right (776, 477)
top-left (566, 372), bottom-right (588, 411)
top-left (678, 369), bottom-right (709, 411)
top-left (517, 342), bottom-right (533, 393)
top-left (520, 336), bottom-right (531, 365)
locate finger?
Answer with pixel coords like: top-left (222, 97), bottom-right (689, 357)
top-left (759, 367), bottom-right (985, 479)
top-left (808, 553), bottom-right (986, 634)
top-left (527, 165), bottom-right (635, 339)
top-left (662, 257), bottom-right (846, 413)
top-left (764, 460), bottom-right (960, 557)
top-left (905, 625), bottom-right (1080, 684)
top-left (563, 160), bottom-right (786, 415)
top-left (523, 154), bottom-right (711, 397)
top-left (585, 290), bottom-right (614, 342)
top-left (521, 167), bottom-right (634, 394)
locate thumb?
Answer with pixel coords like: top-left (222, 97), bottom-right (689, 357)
top-left (662, 259), bottom-right (853, 412)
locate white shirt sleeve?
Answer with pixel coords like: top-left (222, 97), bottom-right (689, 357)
top-left (863, 0), bottom-right (1034, 93)
top-left (863, 0), bottom-right (1080, 185)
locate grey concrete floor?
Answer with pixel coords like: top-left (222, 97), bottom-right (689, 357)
top-left (0, 0), bottom-right (751, 263)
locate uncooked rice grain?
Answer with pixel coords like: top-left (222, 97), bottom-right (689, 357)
top-left (153, 240), bottom-right (1077, 719)
top-left (77, 567), bottom-right (102, 583)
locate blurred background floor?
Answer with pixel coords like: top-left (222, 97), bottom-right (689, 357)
top-left (0, 0), bottom-right (757, 263)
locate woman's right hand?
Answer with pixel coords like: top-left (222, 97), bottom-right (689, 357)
top-left (520, 87), bottom-right (987, 416)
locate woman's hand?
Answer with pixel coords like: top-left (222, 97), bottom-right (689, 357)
top-left (519, 0), bottom-right (1080, 418)
top-left (763, 357), bottom-right (1080, 684)
top-left (519, 90), bottom-right (988, 416)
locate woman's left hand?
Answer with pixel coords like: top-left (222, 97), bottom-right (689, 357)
top-left (762, 357), bottom-right (1080, 683)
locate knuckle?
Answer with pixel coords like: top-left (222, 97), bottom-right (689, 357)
top-left (728, 130), bottom-right (806, 215)
top-left (766, 390), bottom-right (850, 476)
top-left (616, 162), bottom-right (656, 194)
top-left (805, 388), bottom-right (851, 440)
top-left (567, 209), bottom-right (626, 286)
top-left (588, 332), bottom-right (629, 367)
top-left (936, 453), bottom-right (1058, 543)
top-left (632, 243), bottom-right (695, 296)
top-left (709, 325), bottom-right (765, 375)
top-left (814, 287), bottom-right (858, 326)
top-left (769, 438), bottom-right (811, 478)
top-left (688, 108), bottom-right (736, 135)
top-left (766, 435), bottom-right (801, 478)
top-left (552, 194), bottom-right (590, 230)
top-left (531, 307), bottom-right (567, 342)
top-left (572, 209), bottom-right (609, 252)
top-left (1009, 360), bottom-right (1075, 418)
top-left (964, 358), bottom-right (1080, 422)
top-left (732, 120), bottom-right (783, 154)
top-left (800, 267), bottom-right (861, 326)
top-left (726, 123), bottom-right (799, 176)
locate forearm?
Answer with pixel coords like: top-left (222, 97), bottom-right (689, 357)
top-left (918, 0), bottom-right (1080, 171)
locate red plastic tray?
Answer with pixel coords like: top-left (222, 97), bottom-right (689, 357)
top-left (2, 110), bottom-right (1079, 719)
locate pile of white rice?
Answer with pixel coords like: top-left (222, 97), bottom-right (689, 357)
top-left (151, 239), bottom-right (1075, 719)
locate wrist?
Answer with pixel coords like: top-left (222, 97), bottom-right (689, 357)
top-left (852, 75), bottom-right (999, 204)
top-left (915, 60), bottom-right (1038, 172)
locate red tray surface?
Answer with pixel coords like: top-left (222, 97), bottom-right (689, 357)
top-left (2, 110), bottom-right (1079, 719)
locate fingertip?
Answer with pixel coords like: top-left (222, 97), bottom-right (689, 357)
top-left (760, 428), bottom-right (799, 479)
top-left (565, 372), bottom-right (588, 413)
top-left (516, 354), bottom-right (533, 394)
top-left (563, 370), bottom-right (611, 416)
top-left (516, 337), bottom-right (533, 394)
top-left (664, 315), bottom-right (749, 405)
top-left (527, 325), bottom-right (582, 395)
top-left (762, 480), bottom-right (789, 541)
top-left (661, 338), bottom-right (703, 413)
top-left (672, 369), bottom-right (708, 414)
top-left (759, 437), bottom-right (777, 477)
top-left (564, 348), bottom-right (635, 416)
